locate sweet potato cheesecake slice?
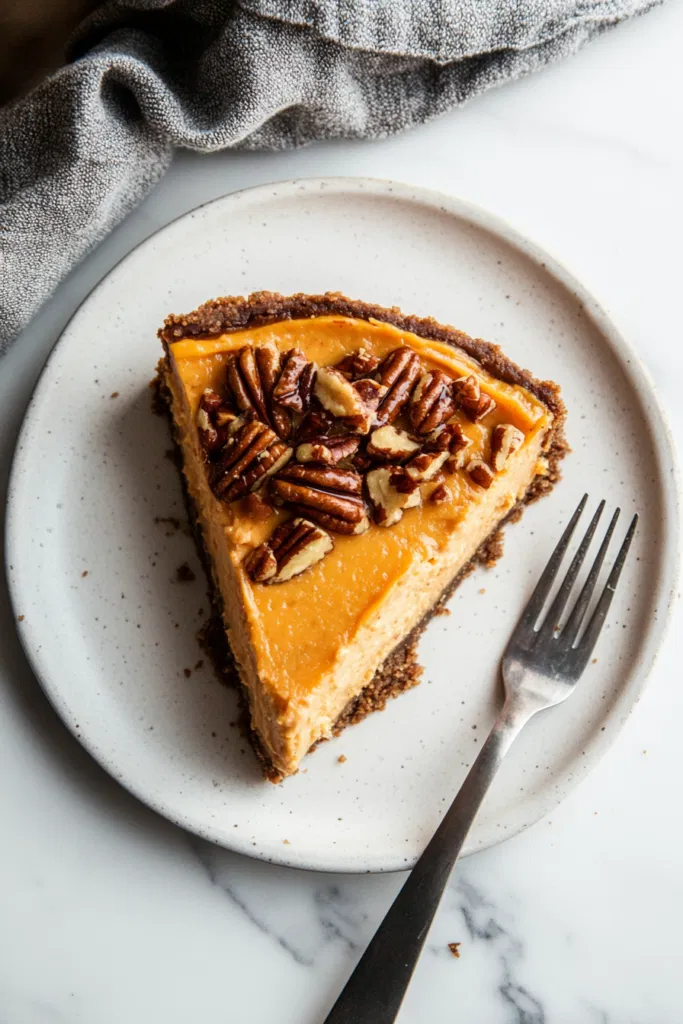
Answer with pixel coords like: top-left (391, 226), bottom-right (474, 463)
top-left (156, 292), bottom-right (566, 781)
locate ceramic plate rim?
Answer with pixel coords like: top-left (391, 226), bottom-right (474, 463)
top-left (6, 177), bottom-right (680, 873)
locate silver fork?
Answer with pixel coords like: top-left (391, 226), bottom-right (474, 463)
top-left (322, 494), bottom-right (638, 1024)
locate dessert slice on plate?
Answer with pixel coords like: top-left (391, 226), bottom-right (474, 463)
top-left (156, 292), bottom-right (566, 781)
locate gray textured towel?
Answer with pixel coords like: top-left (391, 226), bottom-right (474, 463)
top-left (0, 0), bottom-right (659, 349)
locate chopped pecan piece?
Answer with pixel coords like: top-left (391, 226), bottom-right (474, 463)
top-left (375, 347), bottom-right (422, 425)
top-left (296, 435), bottom-right (360, 465)
top-left (199, 388), bottom-right (223, 416)
top-left (314, 366), bottom-right (376, 433)
top-left (211, 420), bottom-right (292, 502)
top-left (351, 450), bottom-right (373, 472)
top-left (452, 375), bottom-right (496, 422)
top-left (196, 389), bottom-right (240, 457)
top-left (271, 464), bottom-right (369, 534)
top-left (295, 409), bottom-right (334, 442)
top-left (409, 370), bottom-right (456, 435)
top-left (366, 424), bottom-right (420, 462)
top-left (425, 420), bottom-right (472, 472)
top-left (272, 349), bottom-right (316, 414)
top-left (425, 420), bottom-right (469, 454)
top-left (431, 483), bottom-right (451, 505)
top-left (467, 459), bottom-right (494, 489)
top-left (353, 378), bottom-right (386, 406)
top-left (245, 517), bottom-right (334, 585)
top-left (335, 348), bottom-right (381, 381)
top-left (406, 450), bottom-right (449, 482)
top-left (490, 424), bottom-right (525, 472)
top-left (366, 466), bottom-right (421, 526)
top-left (244, 492), bottom-right (274, 522)
top-left (196, 389), bottom-right (222, 455)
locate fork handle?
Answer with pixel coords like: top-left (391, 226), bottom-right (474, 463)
top-left (322, 696), bottom-right (534, 1024)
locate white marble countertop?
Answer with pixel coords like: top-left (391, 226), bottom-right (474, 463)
top-left (2, 4), bottom-right (683, 1021)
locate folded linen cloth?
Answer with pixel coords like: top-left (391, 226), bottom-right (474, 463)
top-left (0, 0), bottom-right (659, 350)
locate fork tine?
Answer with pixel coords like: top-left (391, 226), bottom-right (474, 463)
top-left (537, 500), bottom-right (605, 639)
top-left (564, 507), bottom-right (621, 644)
top-left (515, 494), bottom-right (588, 634)
top-left (572, 514), bottom-right (638, 669)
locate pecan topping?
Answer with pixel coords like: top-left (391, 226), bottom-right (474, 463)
top-left (196, 389), bottom-right (223, 455)
top-left (425, 420), bottom-right (469, 454)
top-left (271, 464), bottom-right (369, 534)
top-left (405, 449), bottom-right (449, 482)
top-left (375, 347), bottom-right (422, 425)
top-left (353, 378), bottom-right (387, 410)
top-left (366, 424), bottom-right (420, 462)
top-left (272, 349), bottom-right (316, 414)
top-left (490, 424), bottom-right (525, 472)
top-left (431, 483), bottom-right (451, 505)
top-left (425, 420), bottom-right (472, 472)
top-left (211, 420), bottom-right (292, 502)
top-left (314, 366), bottom-right (376, 433)
top-left (255, 343), bottom-right (293, 440)
top-left (366, 466), bottom-right (421, 527)
top-left (337, 348), bottom-right (385, 380)
top-left (243, 544), bottom-right (277, 583)
top-left (296, 435), bottom-right (360, 465)
top-left (225, 347), bottom-right (271, 424)
top-left (409, 370), bottom-right (456, 435)
top-left (295, 409), bottom-right (334, 442)
top-left (467, 459), bottom-right (494, 489)
top-left (335, 348), bottom-right (381, 381)
top-left (244, 492), bottom-right (274, 522)
top-left (245, 517), bottom-right (333, 585)
top-left (452, 375), bottom-right (496, 422)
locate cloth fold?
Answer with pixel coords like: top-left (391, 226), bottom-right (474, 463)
top-left (0, 0), bottom-right (659, 350)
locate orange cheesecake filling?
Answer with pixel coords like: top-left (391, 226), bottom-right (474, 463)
top-left (169, 316), bottom-right (551, 707)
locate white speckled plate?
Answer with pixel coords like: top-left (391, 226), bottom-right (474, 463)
top-left (6, 178), bottom-right (679, 873)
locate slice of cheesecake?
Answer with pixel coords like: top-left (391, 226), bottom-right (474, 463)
top-left (157, 292), bottom-right (566, 781)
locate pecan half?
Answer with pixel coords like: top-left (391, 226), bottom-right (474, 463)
top-left (366, 424), bottom-right (420, 462)
top-left (211, 420), bottom-right (292, 502)
top-left (335, 348), bottom-right (381, 381)
top-left (375, 347), bottom-right (422, 425)
top-left (409, 370), bottom-right (456, 435)
top-left (467, 459), bottom-right (494, 489)
top-left (366, 466), bottom-right (421, 526)
top-left (296, 435), bottom-right (360, 465)
top-left (272, 349), bottom-right (316, 414)
top-left (452, 375), bottom-right (496, 422)
top-left (225, 347), bottom-right (271, 425)
top-left (255, 343), bottom-right (292, 440)
top-left (271, 464), bottom-right (369, 534)
top-left (245, 517), bottom-right (333, 585)
top-left (243, 544), bottom-right (277, 583)
top-left (490, 424), bottom-right (525, 472)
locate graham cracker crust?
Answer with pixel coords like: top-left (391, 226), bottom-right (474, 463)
top-left (155, 291), bottom-right (568, 782)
